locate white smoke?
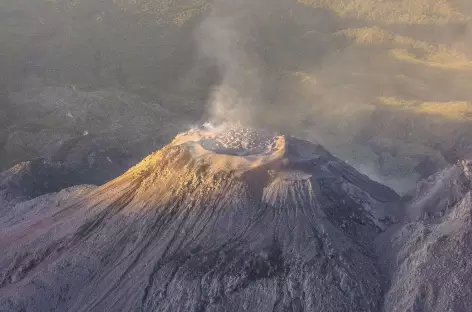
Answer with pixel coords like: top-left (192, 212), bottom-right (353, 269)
top-left (195, 5), bottom-right (261, 127)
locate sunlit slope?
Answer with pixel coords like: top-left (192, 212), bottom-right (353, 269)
top-left (299, 0), bottom-right (468, 24)
top-left (0, 127), bottom-right (399, 312)
top-left (294, 0), bottom-right (472, 117)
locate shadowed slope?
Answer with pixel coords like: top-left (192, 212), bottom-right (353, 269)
top-left (377, 159), bottom-right (472, 312)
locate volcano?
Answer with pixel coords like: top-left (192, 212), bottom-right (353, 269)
top-left (0, 126), bottom-right (400, 312)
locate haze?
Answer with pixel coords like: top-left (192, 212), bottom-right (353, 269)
top-left (1, 0), bottom-right (472, 193)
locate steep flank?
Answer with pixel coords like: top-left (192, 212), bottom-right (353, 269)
top-left (377, 159), bottom-right (472, 312)
top-left (0, 126), bottom-right (398, 312)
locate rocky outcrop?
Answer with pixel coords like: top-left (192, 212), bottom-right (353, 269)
top-left (377, 158), bottom-right (472, 312)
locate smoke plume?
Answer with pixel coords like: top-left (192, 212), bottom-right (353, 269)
top-left (196, 4), bottom-right (263, 127)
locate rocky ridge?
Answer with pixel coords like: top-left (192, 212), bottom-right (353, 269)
top-left (0, 126), bottom-right (471, 312)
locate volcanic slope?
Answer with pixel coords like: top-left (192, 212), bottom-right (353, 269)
top-left (378, 159), bottom-right (472, 312)
top-left (0, 126), bottom-right (399, 312)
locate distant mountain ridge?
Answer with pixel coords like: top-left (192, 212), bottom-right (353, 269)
top-left (2, 0), bottom-right (472, 194)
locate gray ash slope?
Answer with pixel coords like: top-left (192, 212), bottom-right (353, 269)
top-left (1, 126), bottom-right (400, 312)
top-left (377, 159), bottom-right (472, 312)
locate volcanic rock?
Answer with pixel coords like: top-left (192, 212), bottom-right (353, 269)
top-left (0, 126), bottom-right (399, 312)
top-left (377, 158), bottom-right (472, 312)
